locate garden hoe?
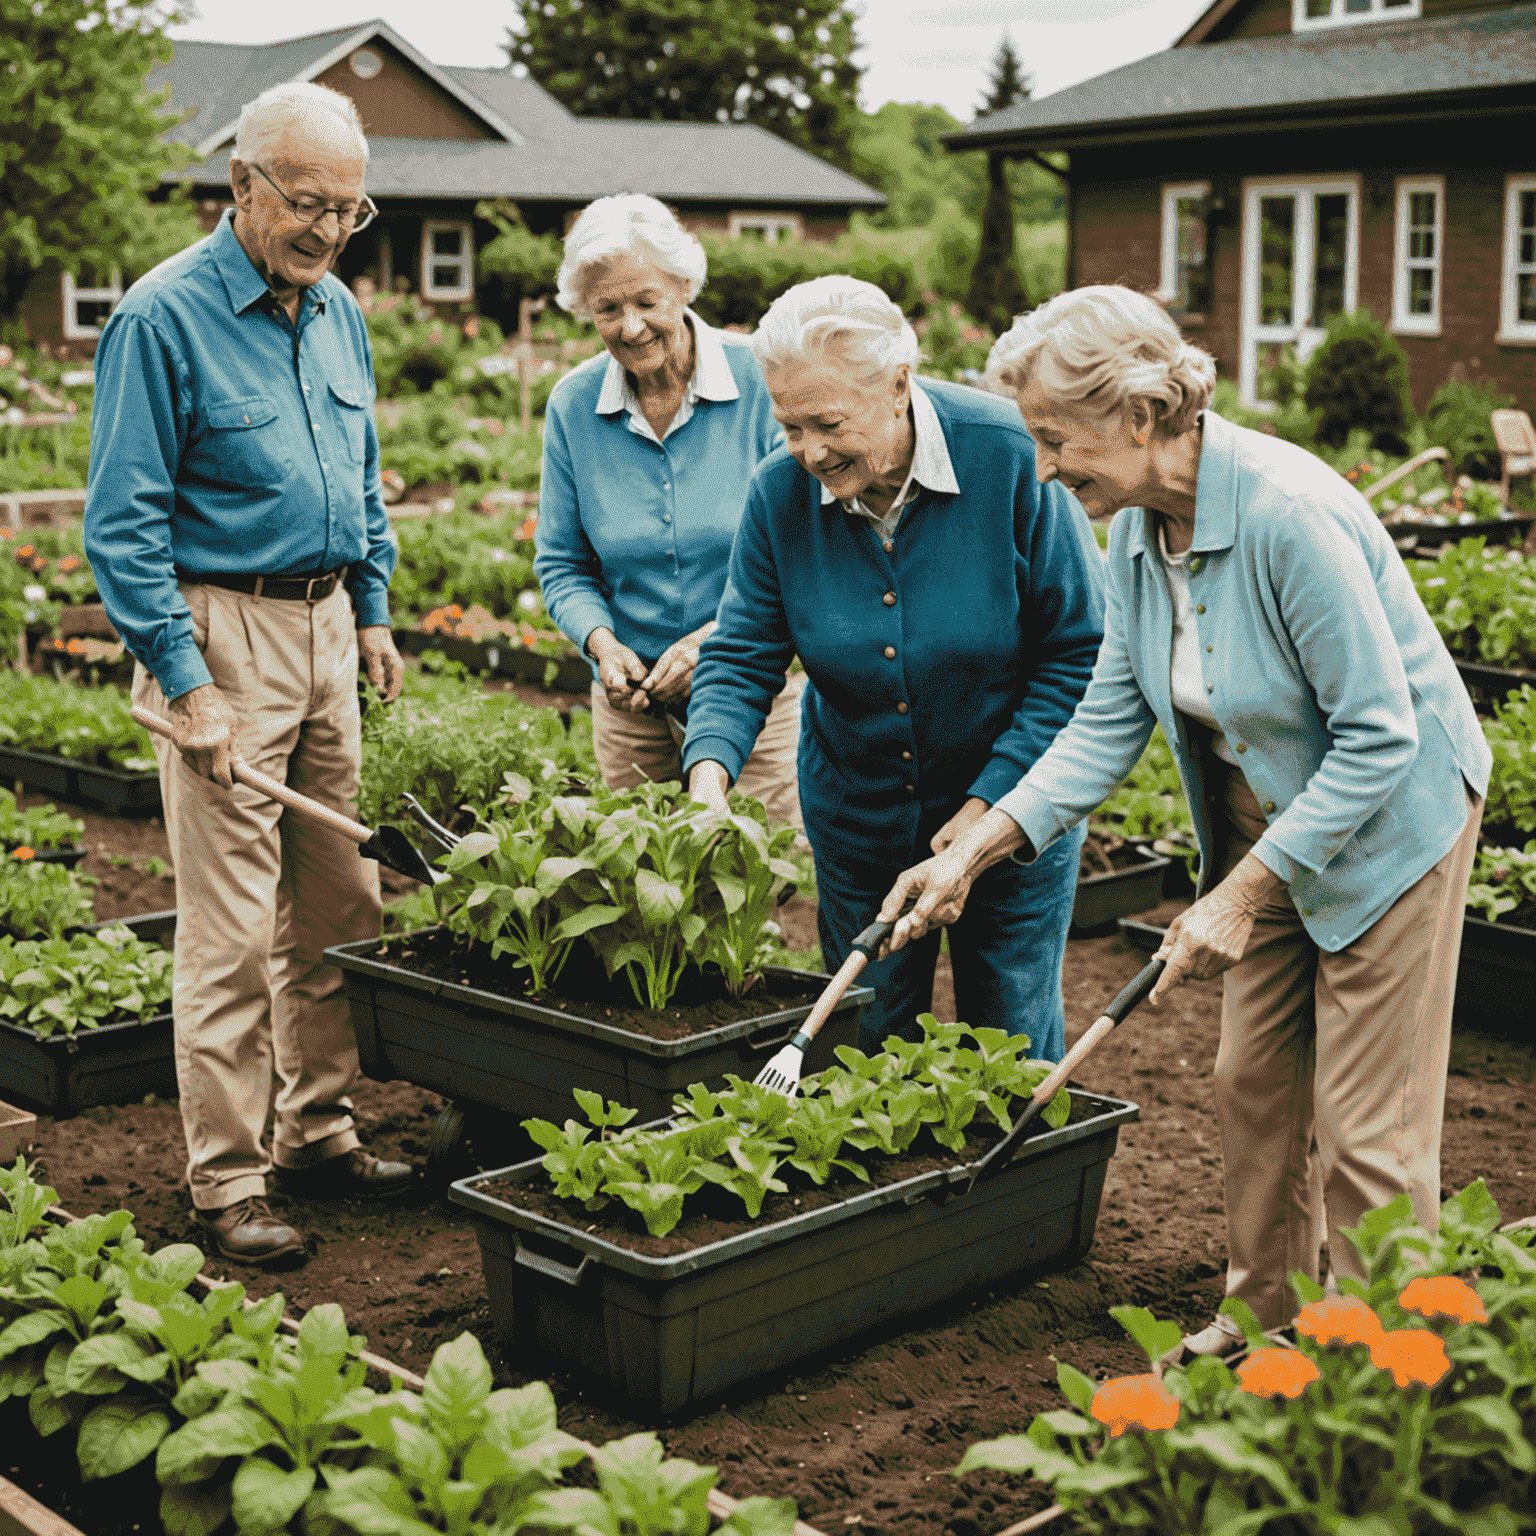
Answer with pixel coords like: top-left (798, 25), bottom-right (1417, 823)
top-left (129, 706), bottom-right (443, 885)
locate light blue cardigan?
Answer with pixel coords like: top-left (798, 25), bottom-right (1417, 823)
top-left (996, 409), bottom-right (1491, 952)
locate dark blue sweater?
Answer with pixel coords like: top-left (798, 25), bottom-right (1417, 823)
top-left (683, 377), bottom-right (1106, 859)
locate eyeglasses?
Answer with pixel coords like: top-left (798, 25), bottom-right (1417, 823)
top-left (252, 163), bottom-right (378, 233)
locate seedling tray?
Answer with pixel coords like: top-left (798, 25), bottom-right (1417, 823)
top-left (0, 748), bottom-right (160, 815)
top-left (0, 1101), bottom-right (36, 1162)
top-left (394, 627), bottom-right (593, 693)
top-left (1071, 848), bottom-right (1170, 937)
top-left (325, 932), bottom-right (872, 1127)
top-left (450, 1089), bottom-right (1138, 1416)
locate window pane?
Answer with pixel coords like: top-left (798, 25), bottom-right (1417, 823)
top-left (1314, 193), bottom-right (1348, 323)
top-left (738, 225), bottom-right (767, 242)
top-left (432, 263), bottom-right (462, 289)
top-left (1409, 229), bottom-right (1435, 261)
top-left (75, 298), bottom-right (115, 330)
top-left (1521, 273), bottom-right (1536, 325)
top-left (1522, 233), bottom-right (1535, 267)
top-left (1408, 269), bottom-right (1434, 316)
top-left (1383, 0), bottom-right (1412, 7)
top-left (1305, 0), bottom-right (1331, 15)
top-left (432, 229), bottom-right (462, 257)
top-left (1409, 191), bottom-right (1435, 229)
top-left (1344, 0), bottom-right (1370, 12)
top-left (1260, 197), bottom-right (1295, 325)
top-left (1521, 190), bottom-right (1536, 232)
top-left (1175, 195), bottom-right (1210, 312)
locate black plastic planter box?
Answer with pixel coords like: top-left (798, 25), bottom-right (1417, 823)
top-left (1453, 915), bottom-right (1536, 1040)
top-left (1071, 847), bottom-right (1171, 937)
top-left (1386, 516), bottom-right (1532, 551)
top-left (1454, 659), bottom-right (1536, 709)
top-left (0, 747), bottom-right (160, 815)
top-left (3, 843), bottom-right (86, 868)
top-left (394, 627), bottom-right (593, 693)
top-left (325, 932), bottom-right (874, 1127)
top-left (450, 1089), bottom-right (1138, 1416)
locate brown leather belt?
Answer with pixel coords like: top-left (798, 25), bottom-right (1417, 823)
top-left (177, 567), bottom-right (344, 601)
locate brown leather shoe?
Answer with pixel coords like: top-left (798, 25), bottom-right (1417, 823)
top-left (196, 1197), bottom-right (306, 1267)
top-left (277, 1147), bottom-right (415, 1201)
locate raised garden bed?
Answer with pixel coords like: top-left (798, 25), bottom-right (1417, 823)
top-left (450, 1088), bottom-right (1137, 1416)
top-left (0, 745), bottom-right (159, 814)
top-left (1455, 658), bottom-right (1536, 707)
top-left (1071, 843), bottom-right (1170, 937)
top-left (1386, 515), bottom-right (1533, 549)
top-left (326, 930), bottom-right (872, 1167)
top-left (394, 625), bottom-right (592, 693)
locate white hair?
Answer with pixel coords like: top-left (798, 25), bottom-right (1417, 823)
top-left (233, 82), bottom-right (369, 165)
top-left (750, 275), bottom-right (920, 389)
top-left (986, 285), bottom-right (1216, 437)
top-left (556, 195), bottom-right (707, 317)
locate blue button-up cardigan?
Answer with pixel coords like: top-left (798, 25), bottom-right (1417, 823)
top-left (996, 409), bottom-right (1492, 951)
top-left (683, 377), bottom-right (1106, 859)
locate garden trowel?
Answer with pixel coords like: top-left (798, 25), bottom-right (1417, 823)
top-left (129, 705), bottom-right (443, 884)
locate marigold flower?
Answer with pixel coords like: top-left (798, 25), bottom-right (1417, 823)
top-left (1398, 1276), bottom-right (1487, 1326)
top-left (1236, 1348), bottom-right (1320, 1400)
top-left (57, 556), bottom-right (81, 572)
top-left (15, 544), bottom-right (34, 559)
top-left (1089, 1373), bottom-right (1180, 1438)
top-left (1295, 1294), bottom-right (1385, 1349)
top-left (514, 516), bottom-right (538, 541)
top-left (65, 639), bottom-right (85, 653)
top-left (10, 846), bottom-right (34, 861)
top-left (1369, 1328), bottom-right (1451, 1389)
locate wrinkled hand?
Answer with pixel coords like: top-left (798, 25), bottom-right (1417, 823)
top-left (876, 848), bottom-right (975, 955)
top-left (587, 628), bottom-right (651, 712)
top-left (358, 625), bottom-right (404, 702)
top-left (168, 683), bottom-right (242, 790)
top-left (1148, 852), bottom-right (1282, 1005)
top-left (688, 760), bottom-right (732, 817)
top-left (931, 796), bottom-right (989, 854)
top-left (642, 621), bottom-right (714, 705)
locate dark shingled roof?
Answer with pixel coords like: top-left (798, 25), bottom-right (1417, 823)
top-left (151, 20), bottom-right (883, 208)
top-left (945, 2), bottom-right (1536, 152)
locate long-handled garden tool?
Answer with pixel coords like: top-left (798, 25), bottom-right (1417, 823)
top-left (129, 705), bottom-right (443, 884)
top-left (755, 909), bottom-right (908, 1099)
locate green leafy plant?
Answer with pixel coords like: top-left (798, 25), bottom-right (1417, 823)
top-left (694, 795), bottom-right (800, 998)
top-left (0, 922), bottom-right (172, 1035)
top-left (1484, 686), bottom-right (1536, 839)
top-left (1093, 727), bottom-right (1199, 881)
top-left (390, 506), bottom-right (539, 621)
top-left (0, 858), bottom-right (96, 938)
top-left (1424, 378), bottom-right (1515, 480)
top-left (0, 670), bottom-right (155, 770)
top-left (1467, 842), bottom-right (1536, 927)
top-left (954, 1181), bottom-right (1536, 1534)
top-left (1411, 540), bottom-right (1536, 671)
top-left (1302, 307), bottom-right (1413, 456)
top-left (0, 789), bottom-right (82, 852)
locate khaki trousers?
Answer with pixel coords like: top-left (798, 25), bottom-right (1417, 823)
top-left (590, 675), bottom-right (805, 832)
top-left (132, 581), bottom-right (381, 1211)
top-left (1212, 765), bottom-right (1482, 1327)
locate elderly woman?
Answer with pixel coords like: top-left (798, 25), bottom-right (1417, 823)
top-left (881, 284), bottom-right (1490, 1358)
top-left (683, 276), bottom-right (1105, 1060)
top-left (534, 194), bottom-right (801, 825)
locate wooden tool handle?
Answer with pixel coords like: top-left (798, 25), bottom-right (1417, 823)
top-left (131, 705), bottom-right (373, 846)
top-left (794, 948), bottom-right (871, 1047)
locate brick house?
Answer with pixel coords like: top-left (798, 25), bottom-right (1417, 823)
top-left (945, 0), bottom-right (1536, 413)
top-left (28, 18), bottom-right (884, 353)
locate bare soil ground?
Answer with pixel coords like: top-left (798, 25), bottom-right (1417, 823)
top-left (14, 805), bottom-right (1536, 1536)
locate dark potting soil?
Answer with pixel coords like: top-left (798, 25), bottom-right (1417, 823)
top-left (374, 928), bottom-right (822, 1041)
top-left (476, 1098), bottom-right (1102, 1259)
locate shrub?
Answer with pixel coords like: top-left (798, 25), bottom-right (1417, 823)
top-left (1424, 378), bottom-right (1515, 480)
top-left (1302, 308), bottom-right (1413, 455)
top-left (1483, 685), bottom-right (1536, 839)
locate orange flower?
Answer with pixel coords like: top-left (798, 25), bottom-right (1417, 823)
top-left (57, 556), bottom-right (82, 573)
top-left (15, 544), bottom-right (34, 559)
top-left (1369, 1328), bottom-right (1451, 1389)
top-left (1236, 1348), bottom-right (1320, 1400)
top-left (0, 529), bottom-right (13, 541)
top-left (1398, 1276), bottom-right (1487, 1327)
top-left (1295, 1295), bottom-right (1385, 1349)
top-left (1089, 1373), bottom-right (1180, 1438)
top-left (10, 846), bottom-right (34, 861)
top-left (514, 515), bottom-right (538, 541)
top-left (65, 638), bottom-right (85, 653)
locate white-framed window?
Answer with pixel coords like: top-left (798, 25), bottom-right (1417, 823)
top-left (1293, 0), bottom-right (1419, 29)
top-left (1392, 176), bottom-right (1443, 336)
top-left (728, 212), bottom-right (802, 244)
top-left (1499, 176), bottom-right (1536, 343)
top-left (421, 222), bottom-right (474, 301)
top-left (1157, 182), bottom-right (1212, 317)
top-left (61, 265), bottom-right (122, 340)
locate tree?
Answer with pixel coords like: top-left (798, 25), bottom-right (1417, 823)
top-left (965, 36), bottom-right (1034, 333)
top-left (504, 0), bottom-right (863, 164)
top-left (976, 32), bottom-right (1033, 119)
top-left (0, 0), bottom-right (201, 321)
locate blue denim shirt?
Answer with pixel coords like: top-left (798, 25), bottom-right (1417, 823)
top-left (84, 211), bottom-right (395, 701)
top-left (996, 410), bottom-right (1491, 951)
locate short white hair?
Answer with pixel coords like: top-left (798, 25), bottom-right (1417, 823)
top-left (556, 195), bottom-right (706, 317)
top-left (751, 275), bottom-right (920, 388)
top-left (986, 285), bottom-right (1216, 437)
top-left (234, 82), bottom-right (369, 165)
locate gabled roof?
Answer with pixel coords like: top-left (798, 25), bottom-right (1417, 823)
top-left (944, 2), bottom-right (1536, 153)
top-left (151, 20), bottom-right (521, 156)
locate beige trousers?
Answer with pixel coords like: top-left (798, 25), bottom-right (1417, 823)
top-left (590, 674), bottom-right (805, 832)
top-left (1212, 764), bottom-right (1482, 1327)
top-left (132, 581), bottom-right (381, 1211)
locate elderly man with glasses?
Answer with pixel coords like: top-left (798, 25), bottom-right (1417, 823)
top-left (84, 81), bottom-right (412, 1267)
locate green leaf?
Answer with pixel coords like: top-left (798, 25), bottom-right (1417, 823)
top-left (159, 1480), bottom-right (234, 1536)
top-left (157, 1406), bottom-right (276, 1483)
top-left (1053, 1357), bottom-right (1097, 1416)
top-left (65, 1331), bottom-right (168, 1392)
top-left (77, 1397), bottom-right (171, 1480)
top-left (634, 869), bottom-right (685, 927)
top-left (298, 1302), bottom-right (350, 1361)
top-left (711, 872), bottom-right (747, 914)
top-left (1217, 1296), bottom-right (1269, 1347)
top-left (718, 1496), bottom-right (798, 1536)
top-left (422, 1332), bottom-right (493, 1434)
top-left (29, 1383), bottom-right (72, 1438)
top-left (953, 1434), bottom-right (1074, 1480)
top-left (446, 832), bottom-right (500, 871)
top-left (1108, 1305), bottom-right (1184, 1368)
top-left (231, 1459), bottom-right (318, 1535)
top-left (552, 904), bottom-right (626, 941)
top-left (0, 1309), bottom-right (70, 1360)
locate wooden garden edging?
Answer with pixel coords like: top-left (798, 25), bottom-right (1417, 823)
top-left (0, 1473), bottom-right (88, 1536)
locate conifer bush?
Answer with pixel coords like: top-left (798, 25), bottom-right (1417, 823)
top-left (1302, 308), bottom-right (1414, 456)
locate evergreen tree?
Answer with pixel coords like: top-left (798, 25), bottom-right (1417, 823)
top-left (965, 35), bottom-right (1033, 333)
top-left (505, 0), bottom-right (862, 165)
top-left (976, 33), bottom-right (1033, 119)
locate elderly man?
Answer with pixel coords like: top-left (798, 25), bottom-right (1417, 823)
top-left (84, 80), bottom-right (413, 1267)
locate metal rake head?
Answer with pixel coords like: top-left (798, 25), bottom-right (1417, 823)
top-left (752, 1044), bottom-right (805, 1100)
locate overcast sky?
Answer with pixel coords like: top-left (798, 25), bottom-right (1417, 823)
top-left (168, 0), bottom-right (1213, 118)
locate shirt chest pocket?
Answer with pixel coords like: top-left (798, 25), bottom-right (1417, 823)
top-left (328, 381), bottom-right (368, 465)
top-left (193, 395), bottom-right (292, 488)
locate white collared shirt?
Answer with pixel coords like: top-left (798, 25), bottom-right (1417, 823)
top-left (595, 310), bottom-right (740, 445)
top-left (819, 381), bottom-right (961, 542)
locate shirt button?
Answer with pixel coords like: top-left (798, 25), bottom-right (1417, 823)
top-left (897, 702), bottom-right (908, 714)
top-left (303, 385), bottom-right (310, 394)
top-left (883, 646), bottom-right (896, 659)
top-left (663, 482), bottom-right (671, 490)
top-left (883, 540), bottom-right (893, 553)
top-left (1262, 799), bottom-right (1276, 813)
top-left (1302, 906), bottom-right (1314, 917)
top-left (1235, 742), bottom-right (1247, 754)
top-left (905, 784), bottom-right (915, 794)
top-left (1189, 557), bottom-right (1203, 573)
top-left (663, 515), bottom-right (672, 523)
top-left (902, 750), bottom-right (912, 761)
top-left (321, 462), bottom-right (328, 470)
top-left (1206, 643), bottom-right (1213, 653)
top-left (243, 413), bottom-right (251, 424)
top-left (883, 592), bottom-right (896, 606)
top-left (1195, 604), bottom-right (1205, 614)
top-left (1206, 683), bottom-right (1214, 694)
